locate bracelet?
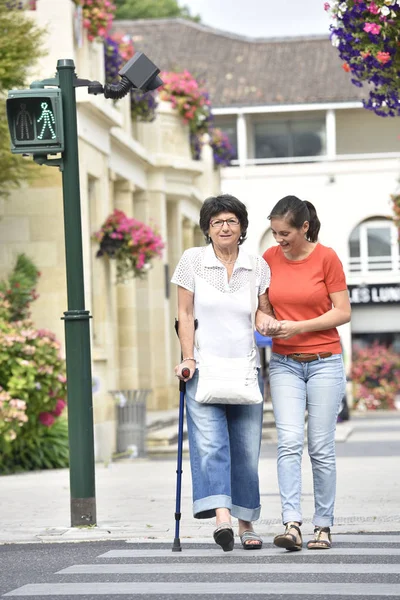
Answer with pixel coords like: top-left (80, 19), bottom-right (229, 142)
top-left (181, 357), bottom-right (196, 363)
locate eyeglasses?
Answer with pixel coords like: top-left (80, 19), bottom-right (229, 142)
top-left (210, 218), bottom-right (240, 229)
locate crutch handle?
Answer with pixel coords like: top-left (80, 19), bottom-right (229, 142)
top-left (181, 367), bottom-right (190, 378)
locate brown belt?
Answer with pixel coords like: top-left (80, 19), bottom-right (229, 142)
top-left (287, 352), bottom-right (333, 363)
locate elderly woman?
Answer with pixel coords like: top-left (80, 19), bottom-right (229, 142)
top-left (171, 194), bottom-right (279, 552)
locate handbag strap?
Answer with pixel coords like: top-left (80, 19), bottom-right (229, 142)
top-left (249, 255), bottom-right (257, 351)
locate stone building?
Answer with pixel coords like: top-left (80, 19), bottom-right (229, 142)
top-left (0, 2), bottom-right (220, 460)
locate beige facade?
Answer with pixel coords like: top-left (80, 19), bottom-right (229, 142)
top-left (0, 0), bottom-right (220, 460)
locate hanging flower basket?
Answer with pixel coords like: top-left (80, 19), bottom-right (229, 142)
top-left (73, 0), bottom-right (116, 42)
top-left (130, 89), bottom-right (158, 123)
top-left (326, 1), bottom-right (400, 117)
top-left (160, 71), bottom-right (213, 159)
top-left (92, 209), bottom-right (164, 283)
top-left (209, 127), bottom-right (236, 167)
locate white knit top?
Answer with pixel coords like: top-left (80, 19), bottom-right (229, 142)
top-left (171, 244), bottom-right (270, 361)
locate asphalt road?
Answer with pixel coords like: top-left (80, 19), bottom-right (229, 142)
top-left (2, 536), bottom-right (400, 599)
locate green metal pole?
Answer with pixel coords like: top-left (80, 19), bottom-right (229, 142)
top-left (57, 59), bottom-right (96, 527)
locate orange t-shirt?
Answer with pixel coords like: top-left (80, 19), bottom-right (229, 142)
top-left (262, 243), bottom-right (347, 355)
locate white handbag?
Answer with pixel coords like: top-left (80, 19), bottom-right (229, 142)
top-left (194, 257), bottom-right (263, 405)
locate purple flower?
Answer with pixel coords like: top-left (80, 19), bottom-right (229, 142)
top-left (328, 2), bottom-right (400, 117)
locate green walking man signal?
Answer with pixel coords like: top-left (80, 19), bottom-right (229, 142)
top-left (6, 88), bottom-right (64, 154)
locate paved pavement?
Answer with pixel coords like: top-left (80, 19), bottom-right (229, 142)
top-left (0, 412), bottom-right (399, 545)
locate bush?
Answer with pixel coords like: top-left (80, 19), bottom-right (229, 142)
top-left (0, 416), bottom-right (69, 474)
top-left (351, 342), bottom-right (400, 410)
top-left (0, 261), bottom-right (68, 473)
top-left (0, 253), bottom-right (40, 321)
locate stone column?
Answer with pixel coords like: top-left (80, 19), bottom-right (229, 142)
top-left (135, 179), bottom-right (173, 409)
top-left (194, 225), bottom-right (204, 247)
top-left (114, 180), bottom-right (139, 390)
top-left (167, 199), bottom-right (184, 380)
top-left (182, 217), bottom-right (195, 251)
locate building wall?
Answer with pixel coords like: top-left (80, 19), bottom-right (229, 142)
top-left (336, 109), bottom-right (400, 155)
top-left (221, 154), bottom-right (400, 372)
top-left (0, 0), bottom-right (220, 460)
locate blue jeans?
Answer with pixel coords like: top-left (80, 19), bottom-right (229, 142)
top-left (185, 370), bottom-right (263, 521)
top-left (269, 353), bottom-right (345, 527)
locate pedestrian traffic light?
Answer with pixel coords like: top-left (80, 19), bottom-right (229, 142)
top-left (6, 88), bottom-right (64, 154)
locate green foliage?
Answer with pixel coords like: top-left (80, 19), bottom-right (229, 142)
top-left (115, 0), bottom-right (200, 21)
top-left (0, 416), bottom-right (69, 474)
top-left (0, 253), bottom-right (40, 321)
top-left (0, 1), bottom-right (46, 194)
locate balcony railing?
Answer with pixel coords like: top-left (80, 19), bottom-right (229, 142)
top-left (228, 152), bottom-right (400, 168)
top-left (349, 255), bottom-right (400, 274)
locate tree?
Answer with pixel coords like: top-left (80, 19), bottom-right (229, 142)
top-left (115, 0), bottom-right (200, 22)
top-left (0, 2), bottom-right (45, 195)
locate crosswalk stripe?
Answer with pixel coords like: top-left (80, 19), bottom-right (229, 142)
top-left (125, 535), bottom-right (400, 544)
top-left (58, 563), bottom-right (400, 574)
top-left (4, 582), bottom-right (400, 596)
top-left (99, 548), bottom-right (400, 558)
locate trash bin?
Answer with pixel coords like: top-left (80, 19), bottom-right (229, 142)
top-left (109, 389), bottom-right (151, 457)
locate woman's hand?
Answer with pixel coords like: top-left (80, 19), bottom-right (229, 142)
top-left (271, 320), bottom-right (302, 339)
top-left (174, 360), bottom-right (196, 382)
top-left (256, 313), bottom-right (281, 336)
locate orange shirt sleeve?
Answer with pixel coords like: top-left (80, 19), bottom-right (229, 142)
top-left (323, 248), bottom-right (347, 294)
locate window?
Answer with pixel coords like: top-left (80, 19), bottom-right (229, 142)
top-left (253, 118), bottom-right (326, 161)
top-left (349, 219), bottom-right (400, 274)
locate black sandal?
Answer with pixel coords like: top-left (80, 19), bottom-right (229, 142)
top-left (273, 522), bottom-right (302, 551)
top-left (240, 530), bottom-right (263, 550)
top-left (307, 526), bottom-right (332, 550)
top-left (213, 522), bottom-right (234, 552)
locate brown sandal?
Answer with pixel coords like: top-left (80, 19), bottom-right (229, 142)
top-left (307, 526), bottom-right (332, 550)
top-left (273, 522), bottom-right (302, 551)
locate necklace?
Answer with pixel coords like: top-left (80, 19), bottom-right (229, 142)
top-left (215, 252), bottom-right (238, 264)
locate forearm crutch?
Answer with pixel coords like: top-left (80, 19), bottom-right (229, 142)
top-left (172, 318), bottom-right (197, 552)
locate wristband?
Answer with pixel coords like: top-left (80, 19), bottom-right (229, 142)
top-left (181, 357), bottom-right (196, 363)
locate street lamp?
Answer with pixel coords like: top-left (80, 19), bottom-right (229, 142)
top-left (6, 52), bottom-right (163, 527)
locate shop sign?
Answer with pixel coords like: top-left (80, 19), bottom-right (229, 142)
top-left (348, 283), bottom-right (400, 305)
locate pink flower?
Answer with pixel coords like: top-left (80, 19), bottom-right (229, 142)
top-left (39, 412), bottom-right (55, 427)
top-left (376, 51), bottom-right (391, 64)
top-left (52, 399), bottom-right (67, 417)
top-left (324, 2), bottom-right (330, 10)
top-left (363, 22), bottom-right (381, 34)
top-left (368, 2), bottom-right (379, 14)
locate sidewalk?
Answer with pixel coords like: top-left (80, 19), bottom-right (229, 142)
top-left (0, 413), bottom-right (399, 544)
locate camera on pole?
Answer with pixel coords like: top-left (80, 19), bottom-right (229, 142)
top-left (102, 51), bottom-right (163, 100)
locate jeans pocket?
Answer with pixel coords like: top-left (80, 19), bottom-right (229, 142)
top-left (269, 353), bottom-right (285, 364)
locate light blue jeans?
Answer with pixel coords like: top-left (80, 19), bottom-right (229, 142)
top-left (269, 353), bottom-right (345, 527)
top-left (185, 370), bottom-right (263, 521)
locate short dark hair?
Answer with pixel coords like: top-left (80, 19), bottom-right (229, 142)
top-left (199, 194), bottom-right (248, 245)
top-left (268, 195), bottom-right (320, 243)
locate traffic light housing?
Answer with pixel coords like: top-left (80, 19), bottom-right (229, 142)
top-left (6, 88), bottom-right (64, 154)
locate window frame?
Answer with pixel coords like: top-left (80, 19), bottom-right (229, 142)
top-left (349, 219), bottom-right (400, 274)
